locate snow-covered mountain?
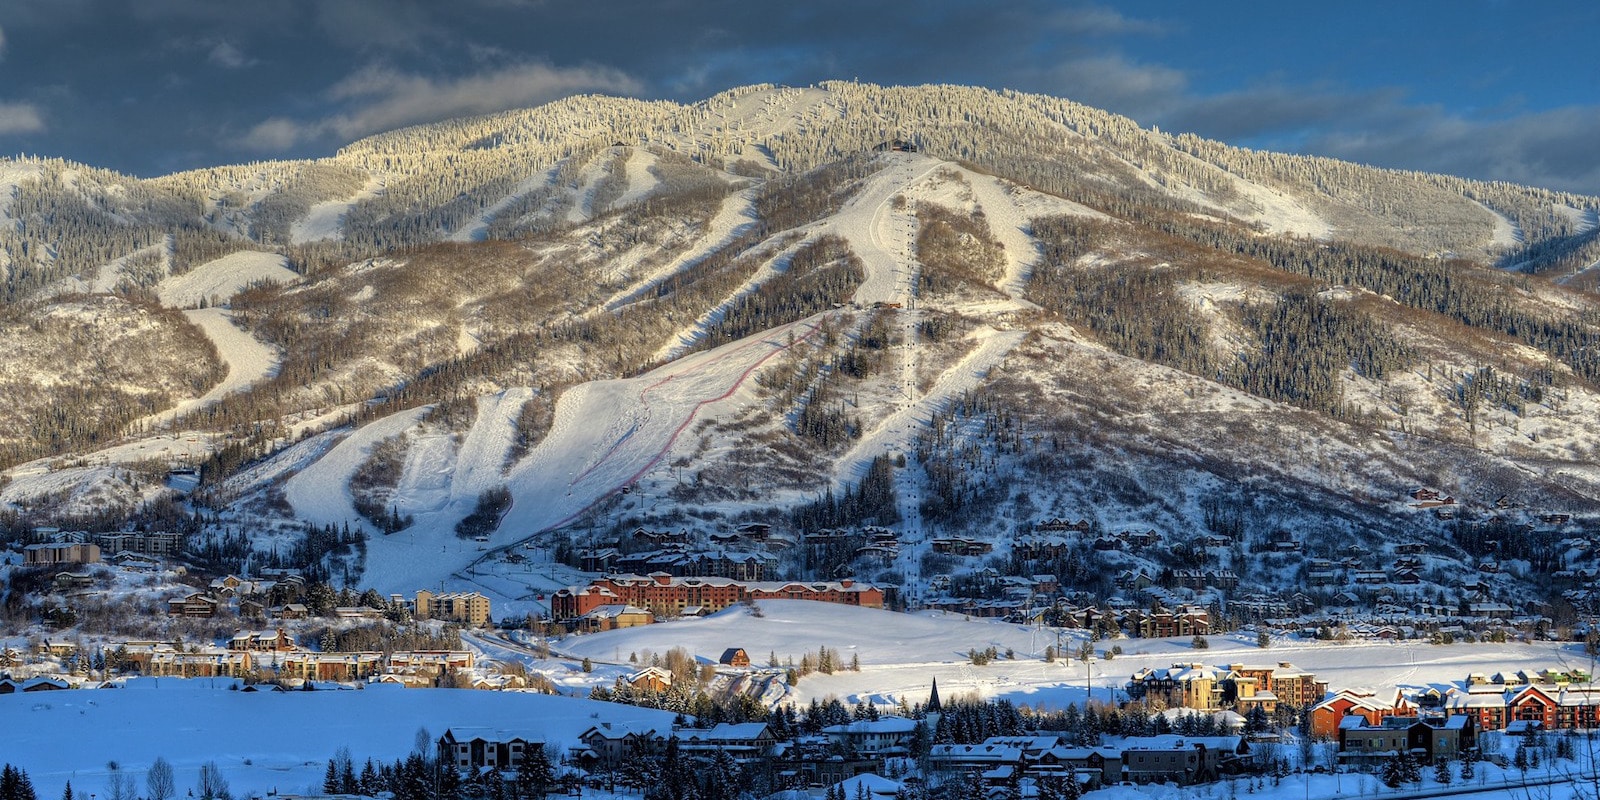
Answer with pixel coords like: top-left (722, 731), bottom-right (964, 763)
top-left (5, 82), bottom-right (1600, 611)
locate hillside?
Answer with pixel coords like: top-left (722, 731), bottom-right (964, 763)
top-left (3, 82), bottom-right (1600, 623)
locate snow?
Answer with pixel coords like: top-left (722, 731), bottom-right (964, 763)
top-left (0, 680), bottom-right (679, 800)
top-left (156, 250), bottom-right (299, 308)
top-left (559, 600), bottom-right (1598, 717)
top-left (833, 327), bottom-right (1025, 487)
top-left (565, 157), bottom-right (611, 224)
top-left (502, 318), bottom-right (820, 531)
top-left (1476, 200), bottom-right (1524, 248)
top-left (283, 406), bottom-right (433, 530)
top-left (53, 239), bottom-right (171, 297)
top-left (290, 176), bottom-right (383, 244)
top-left (346, 318), bottom-right (827, 593)
top-left (131, 308), bottom-right (282, 430)
top-left (648, 235), bottom-right (809, 363)
top-left (829, 153), bottom-right (940, 306)
top-left (600, 188), bottom-right (760, 313)
top-left (359, 389), bottom-right (530, 584)
top-left (1229, 178), bottom-right (1332, 239)
top-left (0, 160), bottom-right (43, 226)
top-left (1556, 204), bottom-right (1600, 234)
top-left (447, 164), bottom-right (561, 243)
top-left (609, 148), bottom-right (664, 209)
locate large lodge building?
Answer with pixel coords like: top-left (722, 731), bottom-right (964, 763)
top-left (551, 572), bottom-right (884, 621)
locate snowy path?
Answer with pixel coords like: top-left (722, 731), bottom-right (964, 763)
top-left (833, 328), bottom-right (1026, 486)
top-left (282, 405), bottom-right (431, 528)
top-left (600, 188), bottom-right (760, 313)
top-left (1476, 200), bottom-right (1525, 250)
top-left (447, 165), bottom-right (560, 243)
top-left (829, 153), bottom-right (940, 305)
top-left (503, 316), bottom-right (825, 534)
top-left (610, 148), bottom-right (664, 209)
top-left (648, 235), bottom-right (809, 363)
top-left (157, 250), bottom-right (298, 308)
top-left (130, 308), bottom-right (283, 431)
top-left (290, 176), bottom-right (383, 244)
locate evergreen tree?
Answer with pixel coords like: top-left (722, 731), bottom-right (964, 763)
top-left (1433, 758), bottom-right (1451, 785)
top-left (60, 782), bottom-right (72, 800)
top-left (1, 765), bottom-right (39, 800)
top-left (360, 760), bottom-right (382, 796)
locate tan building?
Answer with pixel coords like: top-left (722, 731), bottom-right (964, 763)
top-left (416, 590), bottom-right (491, 626)
top-left (24, 542), bottom-right (101, 565)
top-left (1127, 663), bottom-right (1226, 710)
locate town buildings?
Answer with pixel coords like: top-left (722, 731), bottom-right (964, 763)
top-left (551, 573), bottom-right (883, 622)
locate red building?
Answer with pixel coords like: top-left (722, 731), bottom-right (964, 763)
top-left (551, 573), bottom-right (884, 621)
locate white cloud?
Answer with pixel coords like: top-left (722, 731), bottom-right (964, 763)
top-left (238, 60), bottom-right (642, 151)
top-left (207, 40), bottom-right (254, 69)
top-left (1041, 54), bottom-right (1188, 121)
top-left (0, 102), bottom-right (45, 135)
top-left (237, 117), bottom-right (302, 151)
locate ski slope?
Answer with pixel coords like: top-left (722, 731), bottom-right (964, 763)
top-left (829, 153), bottom-right (940, 306)
top-left (502, 317), bottom-right (825, 531)
top-left (290, 176), bottom-right (383, 244)
top-left (131, 308), bottom-right (282, 431)
top-left (600, 187), bottom-right (760, 313)
top-left (648, 235), bottom-right (809, 363)
top-left (833, 327), bottom-right (1026, 486)
top-left (447, 165), bottom-right (561, 243)
top-left (283, 405), bottom-right (432, 529)
top-left (156, 250), bottom-right (298, 308)
top-left (361, 389), bottom-right (530, 588)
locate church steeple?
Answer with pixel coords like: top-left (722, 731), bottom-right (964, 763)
top-left (927, 677), bottom-right (942, 712)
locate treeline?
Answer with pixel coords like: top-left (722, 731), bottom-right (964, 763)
top-left (791, 454), bottom-right (900, 530)
top-left (1231, 290), bottom-right (1413, 417)
top-left (0, 296), bottom-right (224, 470)
top-left (695, 235), bottom-right (865, 351)
top-left (917, 390), bottom-right (1022, 525)
top-left (454, 486), bottom-right (511, 539)
top-left (1143, 213), bottom-right (1600, 387)
top-left (1031, 215), bottom-right (1415, 418)
top-left (915, 201), bottom-right (1006, 295)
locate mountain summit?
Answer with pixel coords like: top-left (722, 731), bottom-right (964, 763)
top-left (2, 82), bottom-right (1598, 612)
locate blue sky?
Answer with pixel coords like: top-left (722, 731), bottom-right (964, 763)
top-left (1, 0), bottom-right (1597, 194)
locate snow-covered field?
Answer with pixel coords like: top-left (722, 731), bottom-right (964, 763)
top-left (556, 601), bottom-right (1595, 711)
top-left (7, 602), bottom-right (1591, 800)
top-left (0, 681), bottom-right (678, 800)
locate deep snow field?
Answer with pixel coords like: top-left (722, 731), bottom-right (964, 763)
top-left (5, 600), bottom-right (1598, 800)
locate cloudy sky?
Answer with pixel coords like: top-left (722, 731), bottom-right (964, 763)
top-left (1, 0), bottom-right (1598, 193)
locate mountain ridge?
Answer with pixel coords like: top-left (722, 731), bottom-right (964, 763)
top-left (3, 82), bottom-right (1600, 623)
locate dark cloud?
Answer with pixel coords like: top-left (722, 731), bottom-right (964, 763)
top-left (238, 60), bottom-right (643, 150)
top-left (1308, 106), bottom-right (1600, 196)
top-left (0, 0), bottom-right (1595, 196)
